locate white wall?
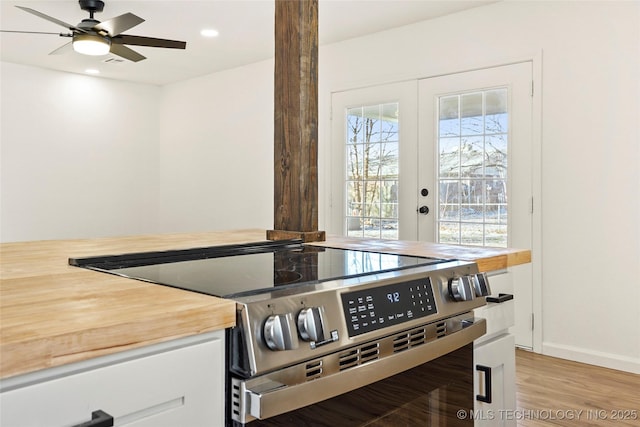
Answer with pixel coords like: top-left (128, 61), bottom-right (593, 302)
top-left (0, 63), bottom-right (161, 241)
top-left (156, 60), bottom-right (274, 233)
top-left (0, 59), bottom-right (275, 241)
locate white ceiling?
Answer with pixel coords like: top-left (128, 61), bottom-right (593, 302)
top-left (1, 0), bottom-right (496, 86)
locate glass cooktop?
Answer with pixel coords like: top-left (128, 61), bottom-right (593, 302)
top-left (70, 240), bottom-right (448, 298)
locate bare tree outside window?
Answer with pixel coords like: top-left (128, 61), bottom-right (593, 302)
top-left (345, 103), bottom-right (399, 239)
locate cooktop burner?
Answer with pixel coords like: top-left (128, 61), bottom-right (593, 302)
top-left (70, 240), bottom-right (449, 298)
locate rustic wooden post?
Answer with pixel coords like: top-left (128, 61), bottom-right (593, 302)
top-left (267, 0), bottom-right (325, 242)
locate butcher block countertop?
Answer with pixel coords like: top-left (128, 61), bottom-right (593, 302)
top-left (0, 229), bottom-right (530, 380)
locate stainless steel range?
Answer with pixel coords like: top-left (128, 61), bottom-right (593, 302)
top-left (70, 240), bottom-right (490, 426)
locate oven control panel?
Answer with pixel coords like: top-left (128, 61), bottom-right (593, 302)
top-left (340, 278), bottom-right (437, 337)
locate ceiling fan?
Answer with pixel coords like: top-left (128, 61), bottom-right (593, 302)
top-left (1, 0), bottom-right (186, 62)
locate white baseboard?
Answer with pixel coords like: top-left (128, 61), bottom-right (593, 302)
top-left (542, 342), bottom-right (640, 374)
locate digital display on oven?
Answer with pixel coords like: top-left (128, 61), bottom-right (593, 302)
top-left (340, 278), bottom-right (437, 337)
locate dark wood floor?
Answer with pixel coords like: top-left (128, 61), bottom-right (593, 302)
top-left (515, 349), bottom-right (640, 426)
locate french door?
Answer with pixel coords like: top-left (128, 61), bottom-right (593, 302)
top-left (330, 63), bottom-right (534, 348)
top-left (418, 63), bottom-right (533, 348)
top-left (330, 81), bottom-right (418, 241)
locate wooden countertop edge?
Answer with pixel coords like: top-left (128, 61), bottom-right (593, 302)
top-left (307, 238), bottom-right (531, 272)
top-left (0, 229), bottom-right (531, 380)
top-left (1, 299), bottom-right (236, 379)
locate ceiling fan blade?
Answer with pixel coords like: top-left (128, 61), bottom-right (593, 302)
top-left (15, 6), bottom-right (85, 33)
top-left (0, 30), bottom-right (66, 35)
top-left (113, 34), bottom-right (186, 49)
top-left (49, 42), bottom-right (73, 55)
top-left (93, 13), bottom-right (144, 37)
top-left (110, 44), bottom-right (146, 62)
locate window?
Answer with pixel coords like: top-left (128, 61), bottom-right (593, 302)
top-left (437, 88), bottom-right (508, 247)
top-left (345, 103), bottom-right (399, 239)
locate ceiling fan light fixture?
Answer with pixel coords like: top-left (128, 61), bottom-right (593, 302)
top-left (73, 34), bottom-right (111, 56)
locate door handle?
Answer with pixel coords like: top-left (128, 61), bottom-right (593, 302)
top-left (417, 206), bottom-right (429, 215)
top-left (476, 365), bottom-right (493, 403)
top-left (486, 293), bottom-right (514, 303)
top-left (71, 410), bottom-right (114, 427)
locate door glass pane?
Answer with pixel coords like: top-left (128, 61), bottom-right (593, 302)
top-left (461, 92), bottom-right (483, 135)
top-left (439, 137), bottom-right (460, 178)
top-left (436, 88), bottom-right (508, 247)
top-left (345, 103), bottom-right (399, 239)
top-left (439, 96), bottom-right (460, 137)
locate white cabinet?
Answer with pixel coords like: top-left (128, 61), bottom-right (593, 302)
top-left (0, 331), bottom-right (225, 427)
top-left (474, 333), bottom-right (516, 427)
top-left (474, 270), bottom-right (517, 427)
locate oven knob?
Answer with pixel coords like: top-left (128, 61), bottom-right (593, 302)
top-left (473, 272), bottom-right (492, 297)
top-left (297, 307), bottom-right (325, 342)
top-left (448, 276), bottom-right (475, 301)
top-left (263, 314), bottom-right (295, 351)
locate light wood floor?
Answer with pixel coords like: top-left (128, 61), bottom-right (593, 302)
top-left (515, 349), bottom-right (640, 426)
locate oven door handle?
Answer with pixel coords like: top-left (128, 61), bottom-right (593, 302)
top-left (244, 317), bottom-right (486, 421)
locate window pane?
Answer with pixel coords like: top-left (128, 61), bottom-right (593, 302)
top-left (460, 136), bottom-right (484, 178)
top-left (460, 200), bottom-right (482, 222)
top-left (437, 88), bottom-right (509, 248)
top-left (485, 89), bottom-right (508, 134)
top-left (486, 203), bottom-right (508, 224)
top-left (380, 220), bottom-right (398, 239)
top-left (460, 223), bottom-right (484, 245)
top-left (439, 222), bottom-right (460, 244)
top-left (461, 92), bottom-right (483, 136)
top-left (347, 108), bottom-right (364, 143)
top-left (485, 134), bottom-right (507, 178)
top-left (381, 103), bottom-right (399, 141)
top-left (380, 141), bottom-right (399, 178)
top-left (439, 96), bottom-right (460, 137)
top-left (344, 102), bottom-right (400, 240)
top-left (346, 144), bottom-right (364, 180)
top-left (346, 182), bottom-right (362, 216)
top-left (487, 179), bottom-right (507, 204)
top-left (485, 224), bottom-right (507, 246)
top-left (439, 179), bottom-right (461, 203)
top-left (439, 137), bottom-right (460, 178)
top-left (363, 105), bottom-right (381, 143)
top-left (347, 224), bottom-right (363, 237)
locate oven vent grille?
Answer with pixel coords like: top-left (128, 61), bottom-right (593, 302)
top-left (231, 381), bottom-right (241, 418)
top-left (338, 343), bottom-right (380, 371)
top-left (392, 327), bottom-right (427, 353)
top-left (436, 321), bottom-right (447, 338)
top-left (305, 360), bottom-right (323, 380)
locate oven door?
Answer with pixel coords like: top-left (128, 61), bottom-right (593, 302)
top-left (238, 343), bottom-right (474, 427)
top-left (228, 317), bottom-right (484, 426)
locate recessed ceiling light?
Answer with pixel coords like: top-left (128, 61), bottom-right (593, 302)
top-left (200, 29), bottom-right (219, 38)
top-left (85, 69), bottom-right (100, 75)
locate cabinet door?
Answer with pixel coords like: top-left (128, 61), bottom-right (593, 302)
top-left (474, 333), bottom-right (516, 427)
top-left (0, 333), bottom-right (225, 427)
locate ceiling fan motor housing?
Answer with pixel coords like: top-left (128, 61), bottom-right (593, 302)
top-left (78, 19), bottom-right (101, 30)
top-left (79, 0), bottom-right (105, 14)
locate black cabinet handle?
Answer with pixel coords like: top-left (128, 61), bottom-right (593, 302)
top-left (72, 410), bottom-right (114, 427)
top-left (476, 365), bottom-right (493, 403)
top-left (486, 293), bottom-right (514, 303)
